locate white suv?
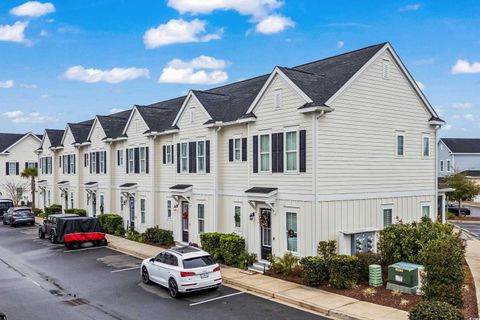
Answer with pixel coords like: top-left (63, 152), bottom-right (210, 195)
top-left (141, 246), bottom-right (222, 298)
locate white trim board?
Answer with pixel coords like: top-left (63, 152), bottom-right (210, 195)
top-left (316, 189), bottom-right (435, 202)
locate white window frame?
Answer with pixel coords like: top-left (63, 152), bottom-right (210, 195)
top-left (85, 153), bottom-right (89, 167)
top-left (140, 198), bottom-right (146, 224)
top-left (8, 162), bottom-right (16, 175)
top-left (197, 140), bottom-right (206, 173)
top-left (234, 137), bottom-right (242, 162)
top-left (274, 89), bottom-right (282, 109)
top-left (118, 149), bottom-right (124, 166)
top-left (99, 152), bottom-right (104, 174)
top-left (167, 199), bottom-right (172, 219)
top-left (259, 133), bottom-right (271, 173)
top-left (234, 205), bottom-right (241, 229)
top-left (139, 146), bottom-right (146, 173)
top-left (128, 148), bottom-right (134, 173)
top-left (395, 131), bottom-right (405, 157)
top-left (422, 134), bottom-right (430, 157)
top-left (91, 152), bottom-right (97, 174)
top-left (197, 203), bottom-right (205, 234)
top-left (421, 203), bottom-right (431, 219)
top-left (286, 211), bottom-right (298, 253)
top-left (180, 142), bottom-right (189, 173)
top-left (382, 204), bottom-right (394, 228)
top-left (166, 145), bottom-right (172, 164)
top-left (440, 160), bottom-right (444, 172)
top-left (284, 129), bottom-right (299, 173)
top-left (447, 159), bottom-right (452, 172)
top-left (27, 162), bottom-right (36, 168)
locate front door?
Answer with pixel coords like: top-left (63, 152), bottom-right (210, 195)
top-left (129, 196), bottom-right (135, 228)
top-left (181, 201), bottom-right (189, 243)
top-left (260, 208), bottom-right (272, 260)
top-left (92, 193), bottom-right (97, 217)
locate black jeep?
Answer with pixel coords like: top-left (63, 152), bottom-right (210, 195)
top-left (38, 213), bottom-right (78, 243)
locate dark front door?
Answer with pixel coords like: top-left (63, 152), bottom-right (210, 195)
top-left (260, 208), bottom-right (272, 260)
top-left (182, 201), bottom-right (189, 243)
top-left (129, 196), bottom-right (135, 228)
top-left (92, 193), bottom-right (97, 217)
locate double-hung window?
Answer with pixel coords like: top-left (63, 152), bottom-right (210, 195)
top-left (421, 204), bottom-right (431, 218)
top-left (234, 138), bottom-right (241, 161)
top-left (91, 152), bottom-right (97, 174)
top-left (447, 160), bottom-right (452, 172)
top-left (286, 212), bottom-right (298, 252)
top-left (285, 131), bottom-right (298, 171)
top-left (396, 132), bottom-right (405, 156)
top-left (118, 150), bottom-right (124, 166)
top-left (234, 206), bottom-right (241, 228)
top-left (198, 204), bottom-right (205, 233)
top-left (422, 134), bottom-right (430, 157)
top-left (440, 160), bottom-right (444, 172)
top-left (128, 148), bottom-right (134, 173)
top-left (260, 134), bottom-right (270, 172)
top-left (27, 162), bottom-right (36, 168)
top-left (181, 142), bottom-right (188, 173)
top-left (99, 153), bottom-right (105, 174)
top-left (140, 199), bottom-right (146, 224)
top-left (383, 207), bottom-right (393, 228)
top-left (8, 162), bottom-right (16, 175)
top-left (166, 145), bottom-right (172, 164)
top-left (139, 147), bottom-right (146, 173)
top-left (197, 141), bottom-right (205, 173)
top-left (167, 200), bottom-right (172, 219)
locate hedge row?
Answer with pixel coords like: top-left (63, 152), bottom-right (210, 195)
top-left (144, 226), bottom-right (174, 245)
top-left (300, 255), bottom-right (360, 289)
top-left (98, 214), bottom-right (124, 235)
top-left (64, 208), bottom-right (87, 216)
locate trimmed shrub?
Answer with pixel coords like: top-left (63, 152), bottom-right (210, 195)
top-left (409, 301), bottom-right (464, 320)
top-left (98, 214), bottom-right (123, 234)
top-left (200, 232), bottom-right (223, 260)
top-left (219, 234), bottom-right (245, 266)
top-left (268, 252), bottom-right (299, 275)
top-left (144, 226), bottom-right (174, 245)
top-left (328, 255), bottom-right (360, 289)
top-left (114, 226), bottom-right (125, 237)
top-left (64, 208), bottom-right (87, 216)
top-left (317, 240), bottom-right (337, 259)
top-left (357, 252), bottom-right (383, 282)
top-left (44, 204), bottom-right (62, 216)
top-left (422, 235), bottom-right (465, 307)
top-left (238, 252), bottom-right (257, 270)
top-left (32, 208), bottom-right (43, 217)
top-left (300, 256), bottom-right (328, 287)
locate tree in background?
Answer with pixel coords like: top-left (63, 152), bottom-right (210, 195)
top-left (445, 172), bottom-right (480, 210)
top-left (21, 167), bottom-right (38, 209)
top-left (1, 179), bottom-right (30, 206)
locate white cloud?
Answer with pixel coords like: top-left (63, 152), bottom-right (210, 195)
top-left (143, 19), bottom-right (221, 49)
top-left (159, 56), bottom-right (228, 85)
top-left (451, 114), bottom-right (461, 120)
top-left (461, 127), bottom-right (467, 132)
top-left (399, 4), bottom-right (420, 12)
top-left (62, 66), bottom-right (150, 84)
top-left (0, 80), bottom-right (14, 88)
top-left (10, 1), bottom-right (55, 17)
top-left (40, 29), bottom-right (49, 37)
top-left (465, 114), bottom-right (474, 120)
top-left (20, 83), bottom-right (37, 89)
top-left (255, 15), bottom-right (294, 34)
top-left (2, 110), bottom-right (52, 123)
top-left (451, 59), bottom-right (480, 74)
top-left (0, 21), bottom-right (29, 43)
top-left (452, 102), bottom-right (472, 109)
top-left (337, 40), bottom-right (345, 48)
top-left (167, 0), bottom-right (283, 18)
top-left (443, 124), bottom-right (452, 130)
top-left (415, 81), bottom-right (425, 91)
top-left (40, 94), bottom-right (48, 99)
top-left (109, 108), bottom-right (124, 114)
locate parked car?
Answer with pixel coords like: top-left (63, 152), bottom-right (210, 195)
top-left (448, 204), bottom-right (471, 216)
top-left (2, 207), bottom-right (35, 226)
top-left (38, 213), bottom-right (79, 241)
top-left (141, 246), bottom-right (222, 298)
top-left (0, 199), bottom-right (13, 218)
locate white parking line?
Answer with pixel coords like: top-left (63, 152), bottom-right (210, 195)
top-left (111, 266), bottom-right (140, 273)
top-left (63, 246), bottom-right (104, 253)
top-left (189, 291), bottom-right (244, 306)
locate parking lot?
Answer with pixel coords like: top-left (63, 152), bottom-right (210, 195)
top-left (451, 221), bottom-right (480, 239)
top-left (0, 224), bottom-right (324, 320)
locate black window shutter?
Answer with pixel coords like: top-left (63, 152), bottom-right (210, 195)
top-left (117, 150), bottom-right (120, 166)
top-left (176, 143), bottom-right (180, 173)
top-left (272, 133), bottom-right (278, 173)
top-left (278, 132), bottom-right (284, 172)
top-left (67, 155), bottom-right (71, 174)
top-left (103, 151), bottom-right (106, 174)
top-left (125, 149), bottom-right (129, 174)
top-left (5, 162), bottom-right (9, 176)
top-left (162, 146), bottom-right (166, 164)
top-left (189, 142), bottom-right (194, 173)
top-left (84, 154), bottom-right (86, 167)
top-left (192, 142), bottom-right (196, 173)
top-left (35, 162), bottom-right (38, 169)
top-left (59, 156), bottom-right (61, 168)
top-left (15, 162), bottom-right (19, 175)
top-left (253, 136), bottom-right (258, 173)
top-left (134, 147), bottom-right (139, 173)
top-left (300, 129), bottom-right (306, 172)
top-left (25, 162), bottom-right (28, 170)
top-left (171, 144), bottom-right (174, 163)
top-left (96, 152), bottom-right (100, 174)
top-left (228, 139), bottom-right (233, 162)
top-left (145, 147), bottom-right (149, 174)
top-left (90, 152), bottom-right (93, 174)
top-left (73, 155), bottom-right (76, 174)
top-left (206, 140), bottom-right (210, 173)
top-left (242, 138), bottom-right (247, 161)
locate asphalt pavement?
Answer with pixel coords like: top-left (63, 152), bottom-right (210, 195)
top-left (0, 224), bottom-right (324, 320)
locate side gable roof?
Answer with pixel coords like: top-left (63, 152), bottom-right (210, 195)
top-left (0, 132), bottom-right (41, 154)
top-left (441, 138), bottom-right (480, 154)
top-left (45, 129), bottom-right (65, 148)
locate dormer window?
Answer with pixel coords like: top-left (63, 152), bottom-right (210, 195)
top-left (274, 89), bottom-right (282, 108)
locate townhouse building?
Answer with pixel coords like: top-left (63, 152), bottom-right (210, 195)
top-left (37, 42), bottom-right (443, 258)
top-left (0, 132), bottom-right (42, 205)
top-left (438, 138), bottom-right (480, 177)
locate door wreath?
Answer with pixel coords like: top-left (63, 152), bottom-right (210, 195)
top-left (183, 211), bottom-right (188, 220)
top-left (260, 211), bottom-right (270, 227)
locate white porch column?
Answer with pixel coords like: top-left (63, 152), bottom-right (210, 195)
top-left (441, 194), bottom-right (446, 224)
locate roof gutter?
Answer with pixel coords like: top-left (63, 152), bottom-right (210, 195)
top-left (298, 105), bottom-right (335, 114)
top-left (146, 128), bottom-right (180, 137)
top-left (204, 116), bottom-right (257, 128)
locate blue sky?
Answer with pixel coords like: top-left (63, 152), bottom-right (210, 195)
top-left (0, 0), bottom-right (479, 137)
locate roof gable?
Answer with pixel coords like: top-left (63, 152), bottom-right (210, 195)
top-left (0, 132), bottom-right (41, 154)
top-left (45, 129), bottom-right (65, 148)
top-left (441, 138), bottom-right (480, 154)
top-left (172, 91), bottom-right (212, 127)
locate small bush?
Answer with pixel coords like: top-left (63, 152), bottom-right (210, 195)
top-left (357, 252), bottom-right (383, 281)
top-left (422, 235), bottom-right (465, 307)
top-left (44, 204), bottom-right (62, 216)
top-left (32, 208), bottom-right (43, 217)
top-left (238, 252), bottom-right (257, 270)
top-left (317, 240), bottom-right (337, 259)
top-left (64, 208), bottom-right (87, 216)
top-left (328, 255), bottom-right (360, 289)
top-left (98, 214), bottom-right (123, 234)
top-left (144, 226), bottom-right (174, 245)
top-left (200, 232), bottom-right (223, 260)
top-left (114, 226), bottom-right (125, 237)
top-left (126, 229), bottom-right (140, 241)
top-left (299, 256), bottom-right (328, 287)
top-left (219, 234), bottom-right (246, 266)
top-left (409, 301), bottom-right (464, 320)
top-left (268, 252), bottom-right (299, 275)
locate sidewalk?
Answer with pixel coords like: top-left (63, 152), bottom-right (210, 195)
top-left (106, 234), bottom-right (407, 320)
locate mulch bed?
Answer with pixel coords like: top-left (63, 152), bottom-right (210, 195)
top-left (265, 264), bottom-right (479, 317)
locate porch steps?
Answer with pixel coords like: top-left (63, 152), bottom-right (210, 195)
top-left (248, 260), bottom-right (270, 274)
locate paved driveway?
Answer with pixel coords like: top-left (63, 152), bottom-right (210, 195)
top-left (451, 221), bottom-right (480, 239)
top-left (0, 224), bottom-right (324, 320)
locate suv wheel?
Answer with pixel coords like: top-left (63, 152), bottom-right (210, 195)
top-left (2, 219), bottom-right (6, 225)
top-left (9, 219), bottom-right (14, 227)
top-left (168, 278), bottom-right (179, 298)
top-left (38, 229), bottom-right (45, 239)
top-left (50, 231), bottom-right (57, 244)
top-left (141, 267), bottom-right (151, 285)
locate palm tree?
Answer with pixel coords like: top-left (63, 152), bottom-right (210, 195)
top-left (21, 167), bottom-right (38, 209)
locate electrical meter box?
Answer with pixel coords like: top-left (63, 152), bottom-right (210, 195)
top-left (387, 262), bottom-right (423, 294)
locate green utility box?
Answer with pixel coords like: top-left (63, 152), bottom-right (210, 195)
top-left (386, 262), bottom-right (423, 294)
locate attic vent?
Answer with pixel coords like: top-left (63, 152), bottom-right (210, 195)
top-left (274, 89), bottom-right (282, 109)
top-left (382, 59), bottom-right (390, 80)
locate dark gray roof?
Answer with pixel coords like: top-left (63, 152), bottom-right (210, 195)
top-left (245, 187), bottom-right (278, 194)
top-left (461, 170), bottom-right (480, 177)
top-left (136, 97), bottom-right (185, 133)
top-left (68, 119), bottom-right (94, 144)
top-left (441, 138), bottom-right (480, 153)
top-left (45, 129), bottom-right (65, 147)
top-left (97, 109), bottom-right (132, 139)
top-left (119, 183), bottom-right (137, 188)
top-left (170, 184), bottom-right (192, 190)
top-left (0, 133), bottom-right (27, 153)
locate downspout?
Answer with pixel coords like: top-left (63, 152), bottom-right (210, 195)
top-left (107, 141), bottom-right (113, 214)
top-left (214, 127), bottom-right (222, 233)
top-left (150, 135), bottom-right (157, 226)
top-left (313, 110), bottom-right (326, 255)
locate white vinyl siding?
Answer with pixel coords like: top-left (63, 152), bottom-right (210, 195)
top-left (260, 134), bottom-right (270, 172)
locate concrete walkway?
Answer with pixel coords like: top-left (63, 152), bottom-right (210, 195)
top-left (106, 234), bottom-right (408, 320)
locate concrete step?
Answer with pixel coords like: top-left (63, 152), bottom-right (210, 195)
top-left (248, 261), bottom-right (270, 274)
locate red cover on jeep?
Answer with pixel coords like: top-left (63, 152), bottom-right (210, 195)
top-left (64, 232), bottom-right (105, 243)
